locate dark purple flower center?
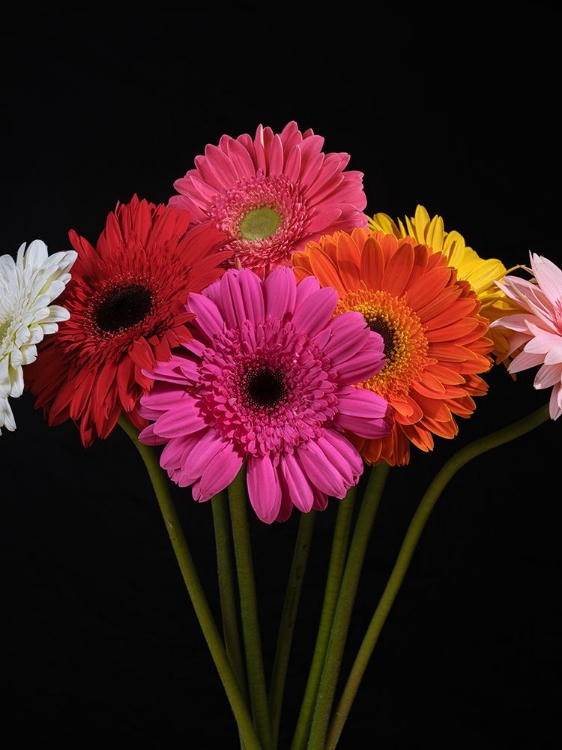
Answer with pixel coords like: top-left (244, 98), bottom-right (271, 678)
top-left (244, 366), bottom-right (286, 407)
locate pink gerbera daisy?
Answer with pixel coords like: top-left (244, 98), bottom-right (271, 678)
top-left (490, 252), bottom-right (562, 420)
top-left (24, 195), bottom-right (232, 447)
top-left (168, 121), bottom-right (368, 276)
top-left (137, 267), bottom-right (392, 524)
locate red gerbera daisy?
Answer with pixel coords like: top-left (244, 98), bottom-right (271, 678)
top-left (292, 228), bottom-right (494, 466)
top-left (24, 195), bottom-right (232, 447)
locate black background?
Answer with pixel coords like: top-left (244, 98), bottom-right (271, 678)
top-left (3, 5), bottom-right (561, 748)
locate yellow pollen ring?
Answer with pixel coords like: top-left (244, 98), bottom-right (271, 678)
top-left (335, 289), bottom-right (429, 397)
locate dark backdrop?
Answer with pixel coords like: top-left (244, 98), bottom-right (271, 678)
top-left (3, 5), bottom-right (561, 749)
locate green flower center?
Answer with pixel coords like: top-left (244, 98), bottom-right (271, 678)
top-left (0, 320), bottom-right (9, 344)
top-left (239, 207), bottom-right (281, 241)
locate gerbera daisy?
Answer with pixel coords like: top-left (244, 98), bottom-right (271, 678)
top-left (490, 252), bottom-right (562, 420)
top-left (168, 120), bottom-right (368, 276)
top-left (292, 228), bottom-right (494, 466)
top-left (369, 204), bottom-right (521, 363)
top-left (137, 266), bottom-right (392, 524)
top-left (0, 240), bottom-right (76, 435)
top-left (24, 195), bottom-right (232, 447)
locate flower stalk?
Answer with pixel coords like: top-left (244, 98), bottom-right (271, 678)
top-left (118, 416), bottom-right (264, 750)
top-left (324, 402), bottom-right (551, 749)
top-left (228, 466), bottom-right (274, 750)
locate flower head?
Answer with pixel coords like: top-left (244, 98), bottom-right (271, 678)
top-left (169, 121), bottom-right (368, 276)
top-left (369, 204), bottom-right (521, 363)
top-left (0, 240), bottom-right (76, 435)
top-left (137, 267), bottom-right (391, 523)
top-left (24, 195), bottom-right (232, 447)
top-left (292, 228), bottom-right (494, 466)
top-left (490, 252), bottom-right (562, 420)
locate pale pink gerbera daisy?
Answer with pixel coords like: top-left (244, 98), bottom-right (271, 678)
top-left (491, 252), bottom-right (562, 420)
top-left (137, 267), bottom-right (392, 524)
top-left (168, 121), bottom-right (368, 276)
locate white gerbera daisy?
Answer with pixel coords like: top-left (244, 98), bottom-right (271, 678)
top-left (0, 239), bottom-right (77, 434)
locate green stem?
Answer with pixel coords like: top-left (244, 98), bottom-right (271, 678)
top-left (228, 466), bottom-right (274, 750)
top-left (212, 492), bottom-right (248, 703)
top-left (306, 464), bottom-right (390, 749)
top-left (325, 403), bottom-right (551, 750)
top-left (290, 486), bottom-right (357, 750)
top-left (118, 416), bottom-right (263, 750)
top-left (269, 509), bottom-right (317, 748)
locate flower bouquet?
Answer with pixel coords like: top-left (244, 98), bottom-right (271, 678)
top-left (2, 121), bottom-right (559, 749)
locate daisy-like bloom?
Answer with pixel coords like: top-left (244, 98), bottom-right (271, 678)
top-left (24, 195), bottom-right (232, 447)
top-left (137, 266), bottom-right (392, 524)
top-left (369, 204), bottom-right (522, 363)
top-left (168, 120), bottom-right (368, 276)
top-left (490, 252), bottom-right (562, 420)
top-left (292, 228), bottom-right (494, 466)
top-left (0, 240), bottom-right (76, 435)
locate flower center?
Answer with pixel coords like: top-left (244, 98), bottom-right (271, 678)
top-left (196, 319), bottom-right (339, 456)
top-left (0, 320), bottom-right (10, 346)
top-left (95, 284), bottom-right (153, 333)
top-left (335, 289), bottom-right (429, 398)
top-left (212, 175), bottom-right (307, 271)
top-left (244, 365), bottom-right (286, 407)
top-left (239, 207), bottom-right (281, 241)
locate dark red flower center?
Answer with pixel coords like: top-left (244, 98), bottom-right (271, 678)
top-left (95, 284), bottom-right (153, 333)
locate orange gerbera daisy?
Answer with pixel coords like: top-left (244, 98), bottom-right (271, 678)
top-left (292, 228), bottom-right (494, 466)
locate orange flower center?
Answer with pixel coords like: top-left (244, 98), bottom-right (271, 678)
top-left (335, 289), bottom-right (429, 398)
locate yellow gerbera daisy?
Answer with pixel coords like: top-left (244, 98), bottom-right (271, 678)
top-left (368, 205), bottom-right (521, 363)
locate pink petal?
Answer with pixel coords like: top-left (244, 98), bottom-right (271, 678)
top-left (160, 434), bottom-right (196, 471)
top-left (238, 268), bottom-right (265, 323)
top-left (508, 350), bottom-right (545, 373)
top-left (264, 267), bottom-right (296, 319)
top-left (297, 138), bottom-right (326, 187)
top-left (279, 453), bottom-right (316, 514)
top-left (530, 253), bottom-right (562, 301)
top-left (246, 455), bottom-right (282, 524)
top-left (319, 312), bottom-right (371, 366)
top-left (549, 384), bottom-right (562, 420)
top-left (292, 281), bottom-right (337, 337)
top-left (283, 144), bottom-right (302, 183)
top-left (188, 292), bottom-right (225, 339)
top-left (177, 428), bottom-right (227, 484)
top-left (535, 361), bottom-right (562, 388)
top-left (305, 158), bottom-right (344, 202)
top-left (335, 346), bottom-right (386, 385)
top-left (267, 134), bottom-right (285, 175)
top-left (143, 355), bottom-right (194, 385)
top-left (296, 432), bottom-right (361, 499)
top-left (225, 137), bottom-right (258, 179)
top-left (194, 441), bottom-right (243, 501)
top-left (306, 207), bottom-right (344, 233)
top-left (137, 423), bottom-right (163, 446)
top-left (199, 143), bottom-right (240, 187)
top-left (150, 400), bottom-right (206, 438)
top-left (218, 269), bottom-right (263, 329)
top-left (336, 386), bottom-right (391, 439)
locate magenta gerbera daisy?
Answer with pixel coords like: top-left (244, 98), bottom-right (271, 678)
top-left (168, 121), bottom-right (368, 276)
top-left (491, 252), bottom-right (562, 420)
top-left (137, 267), bottom-right (392, 524)
top-left (24, 195), bottom-right (232, 447)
